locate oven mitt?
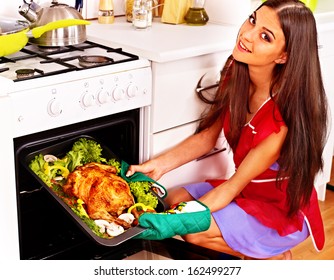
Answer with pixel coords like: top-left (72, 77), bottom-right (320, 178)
top-left (134, 201), bottom-right (211, 240)
top-left (120, 160), bottom-right (167, 198)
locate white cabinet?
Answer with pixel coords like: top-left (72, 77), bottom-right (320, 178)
top-left (151, 51), bottom-right (230, 133)
top-left (315, 27), bottom-right (334, 200)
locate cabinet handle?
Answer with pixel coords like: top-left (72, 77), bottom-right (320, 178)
top-left (196, 147), bottom-right (226, 161)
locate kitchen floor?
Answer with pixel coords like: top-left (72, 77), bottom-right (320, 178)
top-left (291, 156), bottom-right (334, 260)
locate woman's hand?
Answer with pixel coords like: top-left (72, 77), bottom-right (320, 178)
top-left (126, 159), bottom-right (164, 181)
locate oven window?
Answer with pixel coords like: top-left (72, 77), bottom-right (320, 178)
top-left (14, 109), bottom-right (140, 259)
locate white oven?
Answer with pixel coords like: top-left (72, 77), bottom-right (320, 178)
top-left (0, 41), bottom-right (153, 260)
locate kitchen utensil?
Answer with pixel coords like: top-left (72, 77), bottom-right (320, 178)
top-left (18, 0), bottom-right (88, 46)
top-left (0, 18), bottom-right (90, 57)
top-left (184, 0), bottom-right (209, 25)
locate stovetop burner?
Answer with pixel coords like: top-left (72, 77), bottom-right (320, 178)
top-left (78, 55), bottom-right (115, 68)
top-left (0, 41), bottom-right (139, 82)
top-left (37, 45), bottom-right (63, 53)
top-left (15, 68), bottom-right (45, 79)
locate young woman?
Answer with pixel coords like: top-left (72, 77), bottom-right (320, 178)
top-left (126, 0), bottom-right (328, 260)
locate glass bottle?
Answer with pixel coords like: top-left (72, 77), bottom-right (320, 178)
top-left (98, 0), bottom-right (114, 24)
top-left (132, 0), bottom-right (153, 30)
top-left (125, 0), bottom-right (135, 22)
top-left (184, 0), bottom-right (209, 26)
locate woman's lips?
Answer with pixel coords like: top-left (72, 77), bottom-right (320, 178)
top-left (238, 40), bottom-right (251, 53)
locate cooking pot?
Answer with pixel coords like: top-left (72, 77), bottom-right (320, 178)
top-left (0, 18), bottom-right (90, 57)
top-left (18, 0), bottom-right (88, 46)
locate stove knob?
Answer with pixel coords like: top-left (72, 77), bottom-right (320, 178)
top-left (97, 89), bottom-right (109, 104)
top-left (112, 87), bottom-right (125, 101)
top-left (81, 92), bottom-right (95, 108)
top-left (47, 98), bottom-right (62, 117)
top-left (127, 84), bottom-right (139, 98)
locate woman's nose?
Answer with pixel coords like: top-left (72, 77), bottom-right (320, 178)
top-left (242, 28), bottom-right (255, 42)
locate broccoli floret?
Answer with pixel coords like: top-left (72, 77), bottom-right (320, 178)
top-left (29, 154), bottom-right (46, 174)
top-left (71, 138), bottom-right (106, 164)
top-left (129, 181), bottom-right (158, 209)
top-left (107, 158), bottom-right (121, 174)
top-left (65, 150), bottom-right (85, 172)
top-left (136, 191), bottom-right (158, 209)
top-left (29, 154), bottom-right (52, 186)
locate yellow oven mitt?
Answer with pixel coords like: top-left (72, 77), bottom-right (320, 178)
top-left (134, 201), bottom-right (211, 240)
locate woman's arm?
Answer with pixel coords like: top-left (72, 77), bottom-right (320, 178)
top-left (199, 125), bottom-right (288, 212)
top-left (126, 117), bottom-right (224, 180)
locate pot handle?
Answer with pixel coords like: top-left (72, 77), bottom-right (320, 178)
top-left (30, 19), bottom-right (90, 38)
top-left (75, 0), bottom-right (84, 13)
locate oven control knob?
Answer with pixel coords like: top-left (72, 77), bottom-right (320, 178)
top-left (47, 98), bottom-right (62, 117)
top-left (81, 92), bottom-right (95, 108)
top-left (97, 89), bottom-right (109, 104)
top-left (112, 87), bottom-right (125, 101)
top-left (127, 84), bottom-right (139, 98)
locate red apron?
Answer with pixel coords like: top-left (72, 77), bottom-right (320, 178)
top-left (207, 98), bottom-right (325, 251)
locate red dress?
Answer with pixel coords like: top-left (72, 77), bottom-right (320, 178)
top-left (207, 98), bottom-right (325, 251)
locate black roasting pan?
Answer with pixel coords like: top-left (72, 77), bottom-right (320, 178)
top-left (21, 135), bottom-right (168, 246)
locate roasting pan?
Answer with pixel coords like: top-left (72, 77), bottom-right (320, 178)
top-left (21, 135), bottom-right (168, 246)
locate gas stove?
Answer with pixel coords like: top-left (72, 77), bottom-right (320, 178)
top-left (0, 40), bottom-right (152, 137)
top-left (0, 41), bottom-right (140, 82)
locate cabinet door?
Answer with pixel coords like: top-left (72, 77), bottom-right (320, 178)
top-left (151, 51), bottom-right (231, 133)
top-left (315, 29), bottom-right (334, 200)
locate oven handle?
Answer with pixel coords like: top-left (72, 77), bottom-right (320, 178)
top-left (196, 147), bottom-right (226, 161)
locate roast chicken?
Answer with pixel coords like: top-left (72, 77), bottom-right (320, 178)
top-left (62, 162), bottom-right (135, 223)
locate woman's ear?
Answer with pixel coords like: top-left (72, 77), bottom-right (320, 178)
top-left (275, 52), bottom-right (287, 64)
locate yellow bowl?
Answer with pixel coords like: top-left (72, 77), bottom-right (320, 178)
top-left (262, 0), bottom-right (318, 12)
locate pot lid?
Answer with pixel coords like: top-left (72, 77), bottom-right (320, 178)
top-left (0, 19), bottom-right (30, 35)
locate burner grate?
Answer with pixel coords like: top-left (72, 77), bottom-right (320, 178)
top-left (0, 41), bottom-right (139, 82)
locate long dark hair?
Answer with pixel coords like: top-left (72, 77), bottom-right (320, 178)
top-left (197, 0), bottom-right (328, 217)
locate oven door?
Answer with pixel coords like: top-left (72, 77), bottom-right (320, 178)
top-left (14, 109), bottom-right (141, 260)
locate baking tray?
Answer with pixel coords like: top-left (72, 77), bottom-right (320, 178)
top-left (22, 135), bottom-right (168, 246)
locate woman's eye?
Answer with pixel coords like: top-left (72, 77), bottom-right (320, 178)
top-left (261, 33), bottom-right (271, 42)
top-left (249, 15), bottom-right (256, 25)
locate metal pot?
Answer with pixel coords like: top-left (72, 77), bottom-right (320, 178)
top-left (18, 0), bottom-right (88, 46)
top-left (0, 18), bottom-right (90, 57)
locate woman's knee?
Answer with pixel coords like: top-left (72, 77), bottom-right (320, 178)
top-left (165, 187), bottom-right (194, 206)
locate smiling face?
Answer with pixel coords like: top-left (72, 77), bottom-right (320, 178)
top-left (232, 6), bottom-right (287, 69)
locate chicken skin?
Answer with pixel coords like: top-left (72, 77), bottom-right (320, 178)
top-left (63, 162), bottom-right (135, 222)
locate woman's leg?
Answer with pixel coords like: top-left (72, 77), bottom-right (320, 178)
top-left (165, 187), bottom-right (243, 258)
top-left (165, 185), bottom-right (291, 260)
top-left (164, 186), bottom-right (194, 206)
top-left (182, 217), bottom-right (244, 258)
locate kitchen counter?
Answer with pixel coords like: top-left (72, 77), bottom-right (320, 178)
top-left (87, 17), bottom-right (239, 63)
top-left (87, 12), bottom-right (334, 63)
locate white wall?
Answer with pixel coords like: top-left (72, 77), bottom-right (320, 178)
top-left (0, 0), bottom-right (125, 20)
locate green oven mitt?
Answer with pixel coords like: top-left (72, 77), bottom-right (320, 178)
top-left (120, 160), bottom-right (167, 198)
top-left (134, 201), bottom-right (211, 240)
